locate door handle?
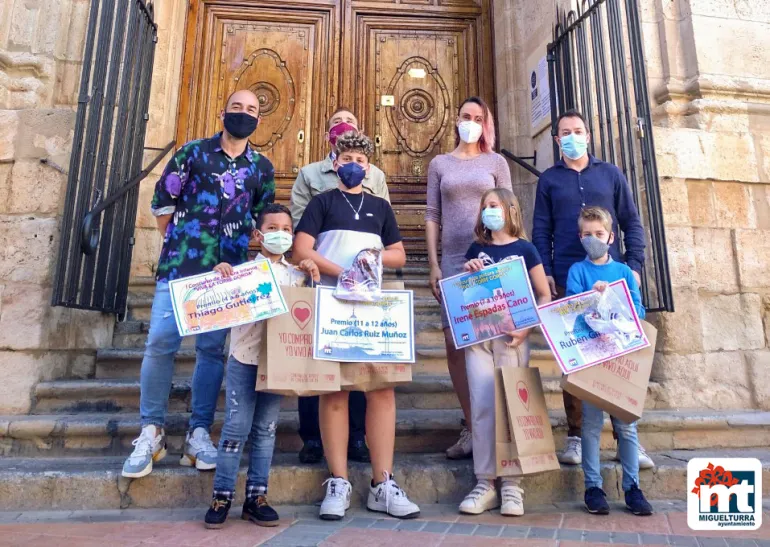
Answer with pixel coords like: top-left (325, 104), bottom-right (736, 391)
top-left (297, 129), bottom-right (305, 144)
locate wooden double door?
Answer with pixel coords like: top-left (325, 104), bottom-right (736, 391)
top-left (177, 0), bottom-right (495, 261)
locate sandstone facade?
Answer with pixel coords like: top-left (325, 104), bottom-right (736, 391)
top-left (0, 0), bottom-right (767, 413)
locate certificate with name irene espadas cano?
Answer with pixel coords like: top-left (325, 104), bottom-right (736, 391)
top-left (169, 259), bottom-right (287, 336)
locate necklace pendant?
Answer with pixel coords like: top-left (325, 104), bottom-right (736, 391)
top-left (354, 213), bottom-right (360, 220)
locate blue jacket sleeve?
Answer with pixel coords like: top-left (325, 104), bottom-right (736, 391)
top-left (614, 169), bottom-right (646, 274)
top-left (565, 263), bottom-right (585, 297)
top-left (625, 268), bottom-right (646, 319)
top-left (532, 176), bottom-right (554, 277)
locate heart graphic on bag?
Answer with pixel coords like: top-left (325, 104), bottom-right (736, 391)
top-left (291, 301), bottom-right (312, 330)
top-left (516, 381), bottom-right (530, 411)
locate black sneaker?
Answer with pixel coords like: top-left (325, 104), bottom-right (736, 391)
top-left (625, 484), bottom-right (653, 516)
top-left (299, 439), bottom-right (324, 464)
top-left (584, 487), bottom-right (610, 515)
top-left (242, 495), bottom-right (280, 527)
top-left (204, 495), bottom-right (231, 529)
top-left (348, 438), bottom-right (371, 463)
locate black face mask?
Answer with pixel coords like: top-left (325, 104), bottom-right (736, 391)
top-left (223, 112), bottom-right (258, 139)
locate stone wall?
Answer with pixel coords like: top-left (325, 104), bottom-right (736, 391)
top-left (0, 0), bottom-right (113, 414)
top-left (497, 0), bottom-right (770, 411)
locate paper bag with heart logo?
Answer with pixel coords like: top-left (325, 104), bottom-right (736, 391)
top-left (495, 366), bottom-right (560, 476)
top-left (257, 286), bottom-right (340, 396)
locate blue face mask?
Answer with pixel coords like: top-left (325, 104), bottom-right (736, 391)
top-left (481, 207), bottom-right (505, 232)
top-left (337, 162), bottom-right (366, 189)
top-left (560, 133), bottom-right (588, 160)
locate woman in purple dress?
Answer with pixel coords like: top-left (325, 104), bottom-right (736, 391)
top-left (425, 97), bottom-right (513, 459)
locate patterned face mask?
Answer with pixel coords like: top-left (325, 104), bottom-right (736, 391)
top-left (581, 235), bottom-right (610, 260)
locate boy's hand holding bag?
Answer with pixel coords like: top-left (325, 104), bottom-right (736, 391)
top-left (495, 367), bottom-right (560, 476)
top-left (257, 285), bottom-right (341, 396)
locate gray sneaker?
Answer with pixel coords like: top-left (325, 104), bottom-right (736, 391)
top-left (446, 427), bottom-right (472, 460)
top-left (122, 425), bottom-right (167, 478)
top-left (180, 427), bottom-right (217, 470)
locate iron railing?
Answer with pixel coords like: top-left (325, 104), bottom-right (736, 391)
top-left (547, 0), bottom-right (674, 312)
top-left (52, 0), bottom-right (167, 316)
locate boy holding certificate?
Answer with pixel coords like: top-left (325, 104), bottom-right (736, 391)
top-left (565, 206), bottom-right (652, 517)
top-left (203, 203), bottom-right (320, 530)
top-left (293, 132), bottom-right (421, 521)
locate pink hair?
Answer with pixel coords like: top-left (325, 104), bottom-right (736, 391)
top-left (455, 96), bottom-right (496, 154)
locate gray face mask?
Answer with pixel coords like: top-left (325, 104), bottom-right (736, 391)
top-left (581, 235), bottom-right (610, 260)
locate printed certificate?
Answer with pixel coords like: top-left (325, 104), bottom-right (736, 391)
top-left (169, 259), bottom-right (287, 336)
top-left (538, 279), bottom-right (650, 374)
top-left (314, 286), bottom-right (415, 363)
top-left (439, 257), bottom-right (541, 349)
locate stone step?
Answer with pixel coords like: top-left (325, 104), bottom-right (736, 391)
top-left (93, 345), bottom-right (562, 379)
top-left (1, 448), bottom-right (768, 511)
top-left (31, 374), bottom-right (569, 415)
top-left (2, 409), bottom-right (768, 459)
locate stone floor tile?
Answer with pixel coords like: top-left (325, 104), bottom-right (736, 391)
top-left (556, 528), bottom-right (585, 540)
top-left (422, 521), bottom-right (451, 534)
top-left (447, 522), bottom-right (477, 535)
top-left (696, 539), bottom-right (727, 547)
top-left (473, 524), bottom-right (502, 537)
top-left (321, 528), bottom-right (443, 547)
top-left (669, 535), bottom-right (699, 546)
top-left (609, 531), bottom-right (641, 544)
top-left (527, 526), bottom-right (557, 539)
top-left (0, 513), bottom-right (20, 523)
top-left (639, 533), bottom-right (670, 545)
top-left (14, 511), bottom-right (73, 522)
top-left (585, 530), bottom-right (613, 543)
top-left (397, 520), bottom-right (427, 532)
top-left (726, 540), bottom-right (759, 547)
top-left (371, 519), bottom-right (399, 530)
top-left (344, 517), bottom-right (376, 528)
top-left (500, 525), bottom-right (530, 538)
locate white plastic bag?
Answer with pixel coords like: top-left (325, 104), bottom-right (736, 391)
top-left (583, 287), bottom-right (641, 350)
top-left (333, 248), bottom-right (383, 302)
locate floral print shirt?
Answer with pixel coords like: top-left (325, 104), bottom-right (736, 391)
top-left (151, 133), bottom-right (275, 282)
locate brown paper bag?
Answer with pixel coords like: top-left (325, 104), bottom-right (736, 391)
top-left (257, 286), bottom-right (341, 396)
top-left (338, 280), bottom-right (412, 392)
top-left (339, 362), bottom-right (412, 392)
top-left (561, 321), bottom-right (657, 423)
top-left (495, 367), bottom-right (560, 476)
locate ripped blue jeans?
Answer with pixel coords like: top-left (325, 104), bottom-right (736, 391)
top-left (139, 282), bottom-right (227, 430)
top-left (213, 355), bottom-right (282, 499)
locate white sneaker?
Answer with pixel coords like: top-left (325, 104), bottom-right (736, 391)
top-left (121, 425), bottom-right (167, 478)
top-left (500, 483), bottom-right (524, 516)
top-left (319, 477), bottom-right (351, 521)
top-left (614, 445), bottom-right (655, 469)
top-left (446, 427), bottom-right (473, 460)
top-left (179, 427), bottom-right (217, 470)
top-left (367, 472), bottom-right (420, 519)
top-left (459, 482), bottom-right (499, 515)
top-left (558, 436), bottom-right (582, 465)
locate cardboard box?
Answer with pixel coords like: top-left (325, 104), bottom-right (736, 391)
top-left (561, 320), bottom-right (657, 423)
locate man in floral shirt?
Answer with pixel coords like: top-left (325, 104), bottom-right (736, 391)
top-left (122, 90), bottom-right (275, 479)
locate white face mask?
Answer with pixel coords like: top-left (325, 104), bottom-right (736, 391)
top-left (458, 121), bottom-right (483, 144)
top-left (260, 230), bottom-right (293, 255)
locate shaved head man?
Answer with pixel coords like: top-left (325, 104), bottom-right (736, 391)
top-left (122, 91), bottom-right (276, 480)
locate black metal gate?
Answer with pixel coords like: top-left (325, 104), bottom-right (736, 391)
top-left (547, 0), bottom-right (674, 312)
top-left (52, 0), bottom-right (172, 316)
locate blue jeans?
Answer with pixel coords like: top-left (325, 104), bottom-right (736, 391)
top-left (213, 356), bottom-right (282, 497)
top-left (139, 282), bottom-right (227, 430)
top-left (581, 401), bottom-right (639, 492)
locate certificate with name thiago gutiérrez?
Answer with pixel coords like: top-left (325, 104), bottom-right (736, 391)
top-left (169, 259), bottom-right (287, 336)
top-left (439, 257), bottom-right (541, 349)
top-left (313, 286), bottom-right (415, 363)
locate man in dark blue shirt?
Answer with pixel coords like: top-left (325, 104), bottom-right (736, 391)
top-left (532, 110), bottom-right (652, 469)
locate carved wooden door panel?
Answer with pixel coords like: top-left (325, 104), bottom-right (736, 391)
top-left (177, 3), bottom-right (338, 201)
